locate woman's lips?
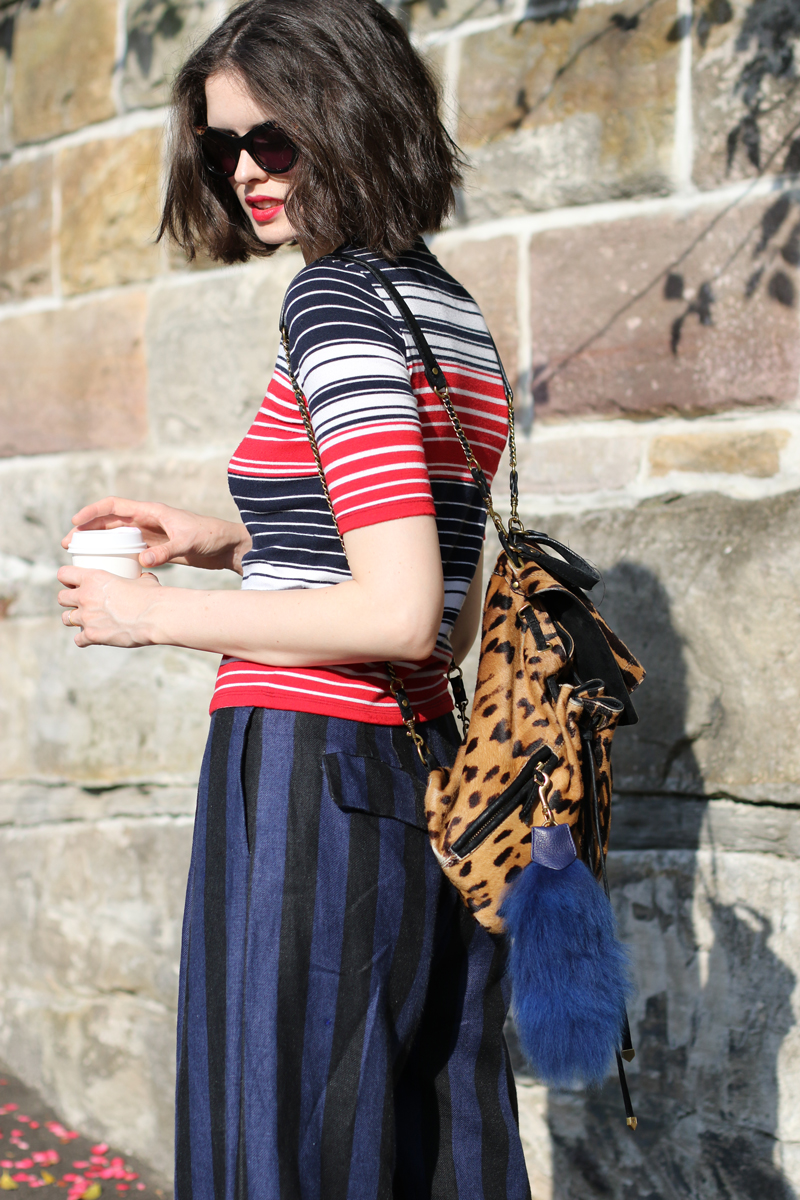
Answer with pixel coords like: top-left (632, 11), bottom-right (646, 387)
top-left (245, 196), bottom-right (284, 224)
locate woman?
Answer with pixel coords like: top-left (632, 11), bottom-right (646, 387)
top-left (57, 1), bottom-right (530, 1196)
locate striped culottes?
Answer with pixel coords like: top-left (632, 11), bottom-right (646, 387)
top-left (175, 706), bottom-right (531, 1200)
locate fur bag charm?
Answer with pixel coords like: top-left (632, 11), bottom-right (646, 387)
top-left (499, 774), bottom-right (632, 1092)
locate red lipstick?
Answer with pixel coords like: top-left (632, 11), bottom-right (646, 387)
top-left (245, 196), bottom-right (284, 224)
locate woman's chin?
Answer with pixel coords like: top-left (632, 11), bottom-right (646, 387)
top-left (250, 213), bottom-right (296, 246)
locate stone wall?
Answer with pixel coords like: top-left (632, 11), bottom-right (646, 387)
top-left (1, 0), bottom-right (799, 1193)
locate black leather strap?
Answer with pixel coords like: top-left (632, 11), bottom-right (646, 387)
top-left (509, 529), bottom-right (601, 591)
top-left (329, 251), bottom-right (453, 396)
top-left (330, 252), bottom-right (523, 563)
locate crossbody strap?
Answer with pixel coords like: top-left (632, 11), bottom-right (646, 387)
top-left (279, 250), bottom-right (517, 763)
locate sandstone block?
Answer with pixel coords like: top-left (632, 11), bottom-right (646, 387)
top-left (432, 234), bottom-right (519, 383)
top-left (522, 489), bottom-right (800, 805)
top-left (515, 431), bottom-right (643, 494)
top-left (528, 194), bottom-right (800, 420)
top-left (0, 816), bottom-right (191, 1009)
top-left (0, 991), bottom-right (178, 1177)
top-left (0, 293), bottom-right (148, 457)
top-left (0, 451), bottom-right (240, 618)
top-left (122, 0), bottom-right (222, 110)
top-left (0, 451), bottom-right (237, 563)
top-left (693, 0), bottom-right (800, 191)
top-left (458, 0), bottom-right (678, 219)
top-left (12, 0), bottom-right (116, 144)
top-left (0, 157), bottom-right (53, 303)
top-left (0, 812), bottom-right (194, 1174)
top-left (650, 427), bottom-right (790, 477)
top-left (60, 130), bottom-right (163, 296)
top-left (0, 617), bottom-right (218, 783)
top-left (146, 252), bottom-right (303, 448)
top-left (111, 450), bottom-right (240, 521)
top-left (545, 848), bottom-right (800, 1198)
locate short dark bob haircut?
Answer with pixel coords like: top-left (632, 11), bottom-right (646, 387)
top-left (158, 0), bottom-right (463, 263)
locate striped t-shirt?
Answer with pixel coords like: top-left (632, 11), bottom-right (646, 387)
top-left (210, 241), bottom-right (509, 723)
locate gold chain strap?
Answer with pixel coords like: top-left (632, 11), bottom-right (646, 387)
top-left (433, 382), bottom-right (519, 540)
top-left (281, 326), bottom-right (347, 555)
top-left (281, 324), bottom-right (434, 765)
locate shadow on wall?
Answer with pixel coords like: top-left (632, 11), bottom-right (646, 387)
top-left (512, 563), bottom-right (797, 1200)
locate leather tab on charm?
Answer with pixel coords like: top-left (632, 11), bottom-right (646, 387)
top-left (532, 823), bottom-right (578, 870)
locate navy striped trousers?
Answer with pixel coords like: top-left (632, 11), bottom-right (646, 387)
top-left (176, 707), bottom-right (531, 1200)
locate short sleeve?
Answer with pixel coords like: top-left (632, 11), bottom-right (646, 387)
top-left (283, 260), bottom-right (437, 535)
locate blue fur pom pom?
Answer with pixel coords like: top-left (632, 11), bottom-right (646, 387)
top-left (499, 855), bottom-right (631, 1087)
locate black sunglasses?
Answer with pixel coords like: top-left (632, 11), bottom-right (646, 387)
top-left (194, 121), bottom-right (299, 178)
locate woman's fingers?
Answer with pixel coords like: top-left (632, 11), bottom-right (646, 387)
top-left (57, 566), bottom-right (84, 591)
top-left (63, 497), bottom-right (169, 549)
top-left (139, 542), bottom-right (179, 568)
top-left (71, 495), bottom-right (143, 524)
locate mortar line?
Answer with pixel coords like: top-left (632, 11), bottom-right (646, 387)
top-left (3, 107), bottom-right (169, 165)
top-left (432, 175), bottom-right (793, 247)
top-left (671, 0), bottom-right (695, 193)
top-left (516, 229), bottom-right (533, 429)
top-left (50, 148), bottom-right (62, 302)
top-left (441, 34), bottom-right (462, 144)
top-left (112, 0), bottom-right (129, 116)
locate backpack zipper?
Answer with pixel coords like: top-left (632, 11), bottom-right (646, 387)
top-left (450, 747), bottom-right (556, 859)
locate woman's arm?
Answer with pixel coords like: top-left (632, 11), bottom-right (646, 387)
top-left (450, 547), bottom-right (485, 665)
top-left (58, 514), bottom-right (445, 665)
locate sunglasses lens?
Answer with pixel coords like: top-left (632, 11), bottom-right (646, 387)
top-left (251, 126), bottom-right (297, 173)
top-left (201, 130), bottom-right (239, 177)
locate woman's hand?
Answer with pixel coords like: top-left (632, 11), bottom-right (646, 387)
top-left (57, 567), bottom-right (164, 648)
top-left (62, 496), bottom-right (252, 574)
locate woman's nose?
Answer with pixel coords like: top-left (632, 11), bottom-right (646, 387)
top-left (233, 149), bottom-right (267, 185)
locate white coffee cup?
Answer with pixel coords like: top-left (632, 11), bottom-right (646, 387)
top-left (69, 527), bottom-right (148, 579)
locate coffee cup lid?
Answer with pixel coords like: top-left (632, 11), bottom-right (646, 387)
top-left (69, 527), bottom-right (148, 555)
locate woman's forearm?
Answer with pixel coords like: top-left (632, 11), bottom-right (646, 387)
top-left (60, 515), bottom-right (445, 663)
top-left (143, 579), bottom-right (440, 666)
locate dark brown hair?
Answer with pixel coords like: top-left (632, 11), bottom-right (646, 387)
top-left (158, 0), bottom-right (463, 262)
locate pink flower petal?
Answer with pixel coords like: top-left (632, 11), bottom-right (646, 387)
top-left (28, 1124), bottom-right (39, 1132)
top-left (90, 1147), bottom-right (108, 1157)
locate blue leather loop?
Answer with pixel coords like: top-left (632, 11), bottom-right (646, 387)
top-left (532, 823), bottom-right (578, 870)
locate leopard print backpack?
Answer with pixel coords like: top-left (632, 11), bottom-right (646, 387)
top-left (285, 253), bottom-right (645, 1121)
